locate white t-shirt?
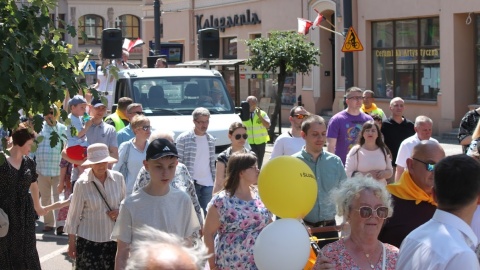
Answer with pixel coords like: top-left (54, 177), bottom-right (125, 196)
top-left (270, 131), bottom-right (305, 159)
top-left (395, 134), bottom-right (438, 168)
top-left (111, 188), bottom-right (200, 244)
top-left (112, 140), bottom-right (148, 195)
top-left (193, 135), bottom-right (213, 186)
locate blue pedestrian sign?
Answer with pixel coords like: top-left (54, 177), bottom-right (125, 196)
top-left (83, 60), bottom-right (96, 75)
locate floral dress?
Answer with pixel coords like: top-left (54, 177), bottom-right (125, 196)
top-left (313, 238), bottom-right (399, 270)
top-left (208, 189), bottom-right (272, 270)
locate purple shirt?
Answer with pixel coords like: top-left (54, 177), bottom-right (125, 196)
top-left (327, 110), bottom-right (373, 164)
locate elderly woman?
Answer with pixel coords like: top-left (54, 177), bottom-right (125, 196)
top-left (65, 143), bottom-right (126, 269)
top-left (313, 176), bottom-right (398, 270)
top-left (113, 114), bottom-right (151, 195)
top-left (213, 122), bottom-right (252, 194)
top-left (0, 124), bottom-right (47, 269)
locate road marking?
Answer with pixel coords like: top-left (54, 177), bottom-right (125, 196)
top-left (36, 233), bottom-right (69, 263)
top-left (39, 245), bottom-right (68, 263)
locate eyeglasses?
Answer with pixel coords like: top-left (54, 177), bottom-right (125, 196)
top-left (134, 111), bottom-right (145, 115)
top-left (293, 114), bottom-right (308, 119)
top-left (355, 206), bottom-right (389, 219)
top-left (141, 125), bottom-right (152, 131)
top-left (347, 96), bottom-right (363, 101)
top-left (412, 157), bottom-right (435, 172)
top-left (234, 134), bottom-right (248, 140)
top-left (195, 120), bottom-right (209, 125)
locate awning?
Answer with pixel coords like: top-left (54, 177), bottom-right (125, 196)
top-left (176, 59), bottom-right (246, 67)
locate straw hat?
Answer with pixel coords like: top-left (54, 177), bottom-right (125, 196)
top-left (81, 143), bottom-right (118, 166)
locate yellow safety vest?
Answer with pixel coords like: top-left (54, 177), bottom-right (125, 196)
top-left (243, 111), bottom-right (270, 145)
top-left (105, 113), bottom-right (126, 132)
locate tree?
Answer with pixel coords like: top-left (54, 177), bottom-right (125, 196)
top-left (0, 0), bottom-right (88, 161)
top-left (245, 31), bottom-right (320, 140)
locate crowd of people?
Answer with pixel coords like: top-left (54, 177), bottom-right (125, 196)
top-left (2, 85), bottom-right (480, 270)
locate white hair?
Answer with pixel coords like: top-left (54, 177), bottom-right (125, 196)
top-left (149, 129), bottom-right (175, 143)
top-left (414, 115), bottom-right (433, 127)
top-left (125, 226), bottom-right (209, 270)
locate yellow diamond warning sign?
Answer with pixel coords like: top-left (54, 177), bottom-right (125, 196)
top-left (342, 26), bottom-right (364, 52)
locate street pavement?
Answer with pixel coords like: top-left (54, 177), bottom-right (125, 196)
top-left (37, 138), bottom-right (462, 269)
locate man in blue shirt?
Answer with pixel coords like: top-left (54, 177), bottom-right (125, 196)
top-left (117, 103), bottom-right (144, 146)
top-left (292, 115), bottom-right (346, 247)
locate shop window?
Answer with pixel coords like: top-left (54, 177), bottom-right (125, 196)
top-left (78, 14), bottom-right (104, 45)
top-left (115, 14), bottom-right (140, 39)
top-left (222, 37), bottom-right (237, 59)
top-left (372, 17), bottom-right (440, 101)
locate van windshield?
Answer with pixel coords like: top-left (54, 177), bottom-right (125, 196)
top-left (130, 76), bottom-right (234, 116)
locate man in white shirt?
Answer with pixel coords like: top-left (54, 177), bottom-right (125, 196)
top-left (395, 115), bottom-right (438, 181)
top-left (176, 108), bottom-right (216, 216)
top-left (270, 105), bottom-right (309, 159)
top-left (397, 154), bottom-right (480, 269)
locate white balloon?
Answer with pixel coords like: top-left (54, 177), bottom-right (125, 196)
top-left (254, 218), bottom-right (311, 270)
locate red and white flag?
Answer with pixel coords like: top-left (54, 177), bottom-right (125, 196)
top-left (313, 9), bottom-right (325, 27)
top-left (297, 18), bottom-right (313, 35)
top-left (122, 38), bottom-right (146, 52)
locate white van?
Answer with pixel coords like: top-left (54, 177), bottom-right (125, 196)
top-left (112, 68), bottom-right (242, 153)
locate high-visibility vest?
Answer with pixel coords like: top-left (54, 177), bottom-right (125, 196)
top-left (243, 110), bottom-right (270, 145)
top-left (105, 113), bottom-right (126, 132)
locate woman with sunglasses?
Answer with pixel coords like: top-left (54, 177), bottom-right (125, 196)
top-left (345, 120), bottom-right (393, 185)
top-left (313, 176), bottom-right (398, 270)
top-left (204, 152), bottom-right (272, 270)
top-left (113, 114), bottom-right (151, 195)
top-left (213, 122), bottom-right (253, 194)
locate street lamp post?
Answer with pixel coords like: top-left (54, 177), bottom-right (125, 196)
top-left (154, 0), bottom-right (161, 55)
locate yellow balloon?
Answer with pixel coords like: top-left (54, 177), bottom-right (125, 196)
top-left (258, 156), bottom-right (318, 218)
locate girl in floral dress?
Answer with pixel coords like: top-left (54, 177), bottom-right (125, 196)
top-left (204, 152), bottom-right (272, 270)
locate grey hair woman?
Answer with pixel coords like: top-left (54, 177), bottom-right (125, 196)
top-left (313, 176), bottom-right (398, 270)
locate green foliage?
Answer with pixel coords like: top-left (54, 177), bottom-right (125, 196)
top-left (0, 0), bottom-right (87, 134)
top-left (245, 31), bottom-right (320, 139)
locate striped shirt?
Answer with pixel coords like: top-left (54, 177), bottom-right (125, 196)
top-left (35, 121), bottom-right (66, 176)
top-left (175, 129), bottom-right (216, 185)
top-left (64, 169), bottom-right (126, 242)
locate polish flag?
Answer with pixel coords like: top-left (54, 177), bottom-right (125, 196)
top-left (122, 38), bottom-right (146, 52)
top-left (313, 9), bottom-right (325, 27)
top-left (298, 18), bottom-right (313, 35)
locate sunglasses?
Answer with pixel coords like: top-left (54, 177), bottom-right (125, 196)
top-left (48, 111), bottom-right (54, 115)
top-left (293, 114), bottom-right (307, 120)
top-left (356, 206), bottom-right (389, 219)
top-left (134, 111), bottom-right (145, 115)
top-left (412, 157), bottom-right (435, 172)
top-left (141, 125), bottom-right (152, 131)
top-left (234, 134), bottom-right (248, 140)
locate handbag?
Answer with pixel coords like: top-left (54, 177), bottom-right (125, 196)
top-left (118, 140), bottom-right (132, 180)
top-left (0, 208), bottom-right (8, 237)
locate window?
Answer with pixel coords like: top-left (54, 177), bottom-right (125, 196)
top-left (78, 14), bottom-right (104, 45)
top-left (115, 14), bottom-right (140, 39)
top-left (222, 37), bottom-right (237, 59)
top-left (50, 14), bottom-right (66, 41)
top-left (372, 18), bottom-right (440, 100)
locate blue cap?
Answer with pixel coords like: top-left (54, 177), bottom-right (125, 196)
top-left (68, 95), bottom-right (87, 107)
top-left (91, 98), bottom-right (106, 108)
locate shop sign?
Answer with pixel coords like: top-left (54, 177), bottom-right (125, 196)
top-left (195, 9), bottom-right (261, 32)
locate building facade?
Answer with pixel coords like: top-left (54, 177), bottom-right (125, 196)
top-left (51, 0), bottom-right (480, 134)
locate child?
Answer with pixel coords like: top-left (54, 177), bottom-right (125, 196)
top-left (65, 95), bottom-right (92, 175)
top-left (111, 138), bottom-right (200, 270)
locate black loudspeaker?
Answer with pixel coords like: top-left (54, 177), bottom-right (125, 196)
top-left (240, 101), bottom-right (250, 121)
top-left (198, 28), bottom-right (219, 59)
top-left (101, 28), bottom-right (123, 59)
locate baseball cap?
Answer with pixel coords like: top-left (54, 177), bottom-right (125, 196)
top-left (68, 95), bottom-right (87, 107)
top-left (91, 98), bottom-right (106, 108)
top-left (146, 138), bottom-right (178, 160)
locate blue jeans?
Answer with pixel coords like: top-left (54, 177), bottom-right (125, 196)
top-left (194, 182), bottom-right (213, 216)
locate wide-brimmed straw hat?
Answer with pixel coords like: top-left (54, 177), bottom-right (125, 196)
top-left (81, 143), bottom-right (118, 166)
